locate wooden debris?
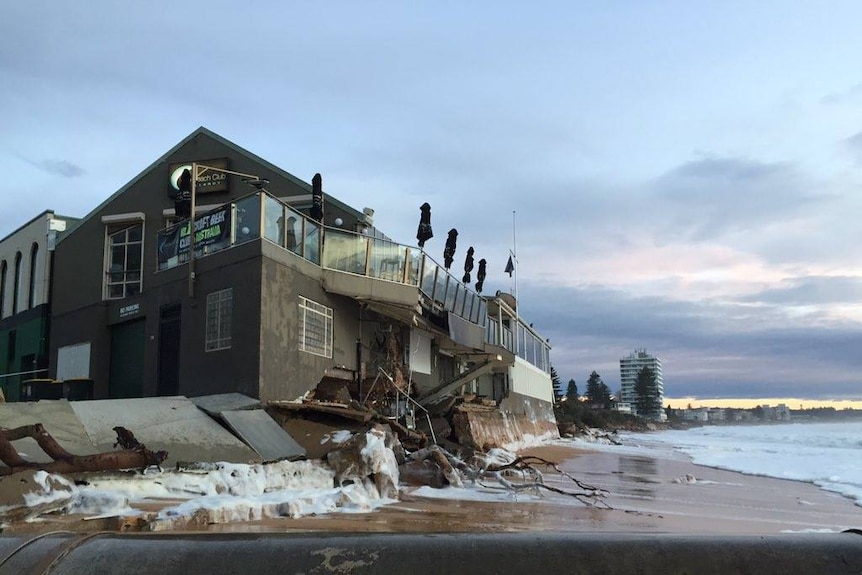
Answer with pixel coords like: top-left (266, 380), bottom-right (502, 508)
top-left (0, 424), bottom-right (167, 476)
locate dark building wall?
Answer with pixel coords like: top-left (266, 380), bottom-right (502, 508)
top-left (259, 243), bottom-right (360, 401)
top-left (0, 304), bottom-right (49, 401)
top-left (171, 242), bottom-right (263, 399)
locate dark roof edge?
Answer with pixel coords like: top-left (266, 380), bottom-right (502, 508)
top-left (58, 127), bottom-right (362, 245)
top-left (0, 210), bottom-right (54, 245)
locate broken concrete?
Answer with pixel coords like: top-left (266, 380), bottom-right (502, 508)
top-left (326, 424), bottom-right (400, 499)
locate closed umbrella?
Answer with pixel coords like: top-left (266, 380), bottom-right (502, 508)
top-left (475, 258), bottom-right (487, 293)
top-left (416, 202), bottom-right (433, 248)
top-left (443, 228), bottom-right (458, 269)
top-left (462, 246), bottom-right (475, 284)
top-left (311, 173), bottom-right (324, 222)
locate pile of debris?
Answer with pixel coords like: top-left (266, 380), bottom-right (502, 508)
top-left (1, 419), bottom-right (607, 533)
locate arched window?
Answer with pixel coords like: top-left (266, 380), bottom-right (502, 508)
top-left (0, 260), bottom-right (6, 318)
top-left (28, 242), bottom-right (39, 309)
top-left (12, 252), bottom-right (21, 315)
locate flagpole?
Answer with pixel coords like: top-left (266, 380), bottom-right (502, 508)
top-left (512, 210), bottom-right (519, 356)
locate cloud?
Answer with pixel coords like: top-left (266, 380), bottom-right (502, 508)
top-left (19, 156), bottom-right (85, 178)
top-left (742, 276), bottom-right (862, 306)
top-left (652, 156), bottom-right (824, 242)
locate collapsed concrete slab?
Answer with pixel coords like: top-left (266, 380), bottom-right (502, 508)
top-left (0, 397), bottom-right (259, 474)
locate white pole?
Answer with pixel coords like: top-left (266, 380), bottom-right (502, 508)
top-left (188, 162), bottom-right (197, 298)
top-left (512, 210), bottom-right (519, 356)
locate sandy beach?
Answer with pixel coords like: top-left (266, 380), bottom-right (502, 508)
top-left (4, 440), bottom-right (861, 535)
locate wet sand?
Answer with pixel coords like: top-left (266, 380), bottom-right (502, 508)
top-left (209, 442), bottom-right (862, 535)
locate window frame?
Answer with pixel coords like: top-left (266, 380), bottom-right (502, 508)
top-left (103, 222), bottom-right (144, 300)
top-left (205, 288), bottom-right (233, 352)
top-left (299, 296), bottom-right (333, 358)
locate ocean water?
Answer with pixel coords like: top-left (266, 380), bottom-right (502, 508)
top-left (622, 422), bottom-right (862, 506)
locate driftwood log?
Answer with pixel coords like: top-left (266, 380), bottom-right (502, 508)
top-left (0, 424), bottom-right (167, 476)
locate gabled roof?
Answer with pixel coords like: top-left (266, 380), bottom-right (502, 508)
top-left (59, 126), bottom-right (363, 244)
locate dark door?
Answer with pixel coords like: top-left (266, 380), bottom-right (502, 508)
top-left (109, 319), bottom-right (145, 398)
top-left (157, 304), bottom-right (181, 396)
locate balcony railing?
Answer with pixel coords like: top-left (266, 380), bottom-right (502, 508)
top-left (156, 190), bottom-right (549, 372)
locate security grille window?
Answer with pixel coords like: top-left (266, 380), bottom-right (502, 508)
top-left (205, 288), bottom-right (233, 351)
top-left (299, 296), bottom-right (332, 358)
top-left (105, 224), bottom-right (143, 299)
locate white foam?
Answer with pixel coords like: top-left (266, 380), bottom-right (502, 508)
top-left (20, 431), bottom-right (400, 525)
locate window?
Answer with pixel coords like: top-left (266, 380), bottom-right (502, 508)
top-left (299, 296), bottom-right (332, 358)
top-left (205, 288), bottom-right (233, 351)
top-left (13, 252), bottom-right (21, 314)
top-left (28, 242), bottom-right (39, 308)
top-left (105, 224), bottom-right (143, 300)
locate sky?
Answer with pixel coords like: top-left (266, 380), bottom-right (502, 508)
top-left (3, 2), bottom-right (862, 404)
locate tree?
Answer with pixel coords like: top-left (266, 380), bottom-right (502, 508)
top-left (599, 382), bottom-right (612, 409)
top-left (634, 367), bottom-right (662, 420)
top-left (585, 371), bottom-right (605, 407)
top-left (565, 379), bottom-right (578, 402)
top-left (550, 366), bottom-right (563, 400)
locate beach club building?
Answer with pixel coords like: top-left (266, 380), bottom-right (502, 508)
top-left (44, 128), bottom-right (555, 436)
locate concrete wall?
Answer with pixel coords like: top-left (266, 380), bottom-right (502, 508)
top-left (259, 243), bottom-right (361, 401)
top-left (453, 393), bottom-right (559, 450)
top-left (509, 356), bottom-right (554, 404)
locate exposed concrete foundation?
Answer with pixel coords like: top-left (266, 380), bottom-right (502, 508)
top-left (452, 392), bottom-right (559, 450)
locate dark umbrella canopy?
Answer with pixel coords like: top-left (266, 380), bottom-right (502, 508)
top-left (311, 173), bottom-right (324, 222)
top-left (462, 246), bottom-right (475, 284)
top-left (416, 202), bottom-right (433, 248)
top-left (475, 258), bottom-right (487, 293)
top-left (443, 229), bottom-right (458, 269)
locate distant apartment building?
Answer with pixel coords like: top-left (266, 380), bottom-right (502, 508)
top-left (619, 348), bottom-right (665, 420)
top-left (0, 211), bottom-right (79, 400)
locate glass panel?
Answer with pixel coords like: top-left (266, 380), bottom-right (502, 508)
top-left (433, 267), bottom-right (447, 304)
top-left (126, 283), bottom-right (140, 297)
top-left (110, 246), bottom-right (125, 268)
top-left (304, 221), bottom-right (320, 264)
top-left (478, 300), bottom-right (488, 327)
top-left (109, 284), bottom-right (124, 298)
top-left (454, 284), bottom-right (466, 317)
top-left (462, 290), bottom-right (473, 320)
top-left (322, 229), bottom-right (367, 275)
top-left (369, 238), bottom-right (405, 282)
top-left (285, 209), bottom-right (303, 255)
top-left (127, 225), bottom-right (142, 242)
top-left (263, 195), bottom-right (283, 245)
top-left (407, 249), bottom-right (422, 286)
top-left (420, 257), bottom-right (436, 297)
top-left (110, 230), bottom-right (126, 245)
top-left (126, 245), bottom-right (141, 271)
top-left (126, 271), bottom-right (140, 282)
top-left (235, 194), bottom-right (261, 244)
top-left (444, 278), bottom-right (458, 311)
top-left (470, 294), bottom-right (481, 324)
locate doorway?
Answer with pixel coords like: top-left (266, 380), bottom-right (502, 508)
top-left (157, 303), bottom-right (181, 396)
